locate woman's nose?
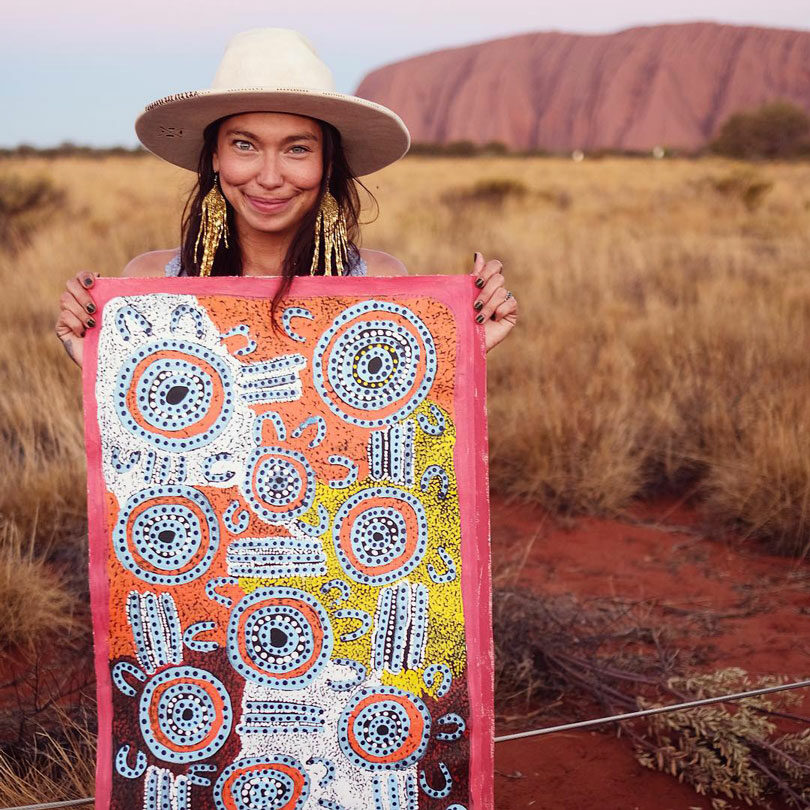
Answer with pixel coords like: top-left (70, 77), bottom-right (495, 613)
top-left (255, 154), bottom-right (284, 188)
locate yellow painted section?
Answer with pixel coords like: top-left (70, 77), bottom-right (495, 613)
top-left (238, 399), bottom-right (465, 697)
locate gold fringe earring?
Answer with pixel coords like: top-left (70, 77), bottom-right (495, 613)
top-left (310, 190), bottom-right (349, 276)
top-left (195, 172), bottom-right (229, 277)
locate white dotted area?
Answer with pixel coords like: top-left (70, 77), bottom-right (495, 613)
top-left (238, 674), bottom-right (415, 808)
top-left (96, 294), bottom-right (256, 507)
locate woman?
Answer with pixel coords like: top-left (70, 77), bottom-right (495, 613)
top-left (54, 28), bottom-right (518, 365)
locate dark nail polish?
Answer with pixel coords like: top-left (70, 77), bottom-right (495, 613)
top-left (473, 300), bottom-right (483, 310)
top-left (473, 252), bottom-right (478, 262)
top-left (475, 278), bottom-right (485, 288)
top-left (83, 277), bottom-right (93, 287)
top-left (87, 317), bottom-right (95, 328)
top-left (86, 302), bottom-right (96, 314)
top-left (475, 314), bottom-right (484, 323)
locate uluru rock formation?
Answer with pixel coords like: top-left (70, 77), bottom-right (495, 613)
top-left (354, 22), bottom-right (810, 152)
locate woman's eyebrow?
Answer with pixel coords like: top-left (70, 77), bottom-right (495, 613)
top-left (225, 129), bottom-right (319, 144)
top-left (226, 129), bottom-right (260, 140)
top-left (281, 133), bottom-right (320, 144)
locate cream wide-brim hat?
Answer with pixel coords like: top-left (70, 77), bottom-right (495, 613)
top-left (135, 28), bottom-right (410, 177)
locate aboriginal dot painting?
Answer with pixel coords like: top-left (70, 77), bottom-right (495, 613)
top-left (83, 275), bottom-right (493, 810)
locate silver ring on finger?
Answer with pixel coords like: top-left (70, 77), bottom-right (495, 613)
top-left (505, 290), bottom-right (513, 299)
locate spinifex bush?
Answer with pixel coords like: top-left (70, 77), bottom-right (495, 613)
top-left (440, 176), bottom-right (530, 206)
top-left (706, 169), bottom-right (774, 210)
top-left (0, 172), bottom-right (65, 247)
top-left (635, 668), bottom-right (810, 809)
top-left (0, 521), bottom-right (79, 649)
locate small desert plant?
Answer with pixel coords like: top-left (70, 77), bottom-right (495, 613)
top-left (493, 588), bottom-right (671, 719)
top-left (635, 669), bottom-right (810, 809)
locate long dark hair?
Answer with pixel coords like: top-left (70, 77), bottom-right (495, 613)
top-left (179, 115), bottom-right (373, 324)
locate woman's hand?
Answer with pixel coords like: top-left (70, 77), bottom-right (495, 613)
top-left (471, 252), bottom-right (518, 352)
top-left (54, 271), bottom-right (98, 368)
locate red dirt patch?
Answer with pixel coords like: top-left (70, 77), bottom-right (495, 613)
top-left (496, 731), bottom-right (716, 810)
top-left (490, 494), bottom-right (810, 809)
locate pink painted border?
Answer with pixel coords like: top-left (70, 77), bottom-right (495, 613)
top-left (82, 274), bottom-right (493, 810)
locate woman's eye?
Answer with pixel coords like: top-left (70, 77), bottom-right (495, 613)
top-left (233, 140), bottom-right (253, 151)
top-left (290, 145), bottom-right (311, 154)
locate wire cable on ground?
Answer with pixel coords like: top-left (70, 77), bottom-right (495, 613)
top-left (3, 678), bottom-right (809, 810)
top-left (493, 677), bottom-right (810, 742)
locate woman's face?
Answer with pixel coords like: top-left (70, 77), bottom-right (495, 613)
top-left (212, 111), bottom-right (324, 239)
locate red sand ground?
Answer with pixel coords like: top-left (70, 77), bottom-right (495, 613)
top-left (490, 495), bottom-right (810, 810)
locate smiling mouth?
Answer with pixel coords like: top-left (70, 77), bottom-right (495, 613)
top-left (246, 194), bottom-right (294, 212)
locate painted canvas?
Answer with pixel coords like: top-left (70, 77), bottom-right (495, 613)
top-left (83, 275), bottom-right (493, 810)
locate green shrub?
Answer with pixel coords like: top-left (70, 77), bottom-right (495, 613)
top-left (711, 101), bottom-right (810, 160)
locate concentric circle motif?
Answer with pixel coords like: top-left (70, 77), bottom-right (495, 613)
top-left (213, 755), bottom-right (310, 810)
top-left (139, 665), bottom-right (232, 763)
top-left (241, 447), bottom-right (315, 524)
top-left (338, 686), bottom-right (431, 771)
top-left (114, 338), bottom-right (234, 451)
top-left (313, 300), bottom-right (437, 427)
top-left (113, 484), bottom-right (220, 584)
top-left (332, 487), bottom-right (428, 585)
top-left (227, 586), bottom-right (333, 689)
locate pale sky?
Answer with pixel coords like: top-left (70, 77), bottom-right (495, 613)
top-left (2, 0), bottom-right (809, 147)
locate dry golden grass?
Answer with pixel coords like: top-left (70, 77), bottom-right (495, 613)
top-left (1, 153), bottom-right (810, 561)
top-left (0, 522), bottom-right (80, 648)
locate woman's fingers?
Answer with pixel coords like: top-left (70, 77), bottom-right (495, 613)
top-left (470, 252), bottom-right (518, 351)
top-left (472, 253), bottom-right (503, 288)
top-left (473, 263), bottom-right (507, 322)
top-left (472, 251), bottom-right (486, 284)
top-left (59, 291), bottom-right (96, 332)
top-left (57, 272), bottom-right (98, 339)
top-left (66, 275), bottom-right (97, 315)
top-left (472, 252), bottom-right (506, 323)
top-left (475, 284), bottom-right (508, 323)
top-left (55, 271), bottom-right (97, 369)
top-left (55, 308), bottom-right (87, 339)
top-left (490, 289), bottom-right (518, 321)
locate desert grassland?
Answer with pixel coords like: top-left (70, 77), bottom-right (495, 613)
top-left (367, 156), bottom-right (810, 551)
top-left (1, 152), bottom-right (810, 652)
